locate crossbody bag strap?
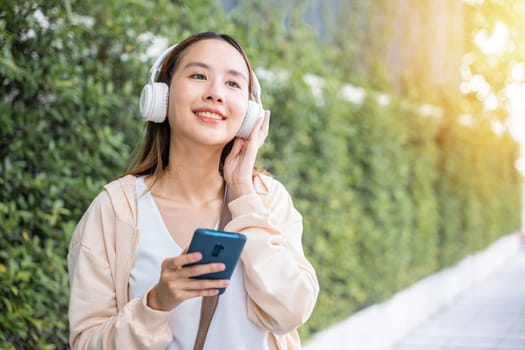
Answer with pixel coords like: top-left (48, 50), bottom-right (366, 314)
top-left (193, 186), bottom-right (232, 350)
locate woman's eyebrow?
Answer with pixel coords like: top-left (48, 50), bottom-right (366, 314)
top-left (227, 69), bottom-right (247, 82)
top-left (184, 61), bottom-right (210, 71)
top-left (184, 61), bottom-right (247, 82)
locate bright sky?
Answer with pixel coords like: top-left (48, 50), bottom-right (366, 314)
top-left (469, 19), bottom-right (525, 175)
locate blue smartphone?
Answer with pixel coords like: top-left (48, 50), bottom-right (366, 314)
top-left (185, 228), bottom-right (247, 294)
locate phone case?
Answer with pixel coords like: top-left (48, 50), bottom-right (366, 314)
top-left (185, 228), bottom-right (247, 294)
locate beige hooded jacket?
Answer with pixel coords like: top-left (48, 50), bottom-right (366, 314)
top-left (68, 174), bottom-right (319, 349)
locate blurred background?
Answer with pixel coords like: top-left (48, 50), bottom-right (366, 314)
top-left (1, 0), bottom-right (524, 349)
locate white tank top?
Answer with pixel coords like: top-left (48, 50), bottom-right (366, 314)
top-left (129, 177), bottom-right (269, 350)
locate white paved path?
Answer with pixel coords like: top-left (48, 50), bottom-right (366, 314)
top-left (390, 250), bottom-right (525, 350)
top-left (304, 234), bottom-right (524, 350)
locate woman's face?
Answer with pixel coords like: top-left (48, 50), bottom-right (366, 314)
top-left (167, 39), bottom-right (250, 146)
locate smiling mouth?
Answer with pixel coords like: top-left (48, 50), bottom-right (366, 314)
top-left (195, 111), bottom-right (225, 120)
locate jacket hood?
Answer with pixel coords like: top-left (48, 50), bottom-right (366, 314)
top-left (104, 175), bottom-right (138, 227)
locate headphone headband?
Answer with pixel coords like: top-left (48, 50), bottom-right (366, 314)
top-left (148, 43), bottom-right (179, 83)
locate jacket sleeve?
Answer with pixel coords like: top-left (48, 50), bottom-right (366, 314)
top-left (224, 176), bottom-right (319, 335)
top-left (67, 190), bottom-right (173, 350)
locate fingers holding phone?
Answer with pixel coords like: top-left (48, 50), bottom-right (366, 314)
top-left (147, 252), bottom-right (230, 312)
top-left (147, 228), bottom-right (245, 311)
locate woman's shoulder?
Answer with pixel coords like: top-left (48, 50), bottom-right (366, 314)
top-left (91, 174), bottom-right (138, 223)
top-left (253, 172), bottom-right (290, 196)
top-left (77, 175), bottom-right (137, 216)
top-left (104, 174), bottom-right (136, 191)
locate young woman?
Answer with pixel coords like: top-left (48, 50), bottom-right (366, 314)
top-left (67, 31), bottom-right (319, 350)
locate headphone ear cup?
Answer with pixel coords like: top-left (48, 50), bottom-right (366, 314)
top-left (236, 100), bottom-right (263, 139)
top-left (139, 82), bottom-right (169, 123)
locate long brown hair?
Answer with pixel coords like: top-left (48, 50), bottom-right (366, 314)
top-left (123, 32), bottom-right (257, 184)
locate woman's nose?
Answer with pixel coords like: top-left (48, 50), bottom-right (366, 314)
top-left (203, 80), bottom-right (224, 103)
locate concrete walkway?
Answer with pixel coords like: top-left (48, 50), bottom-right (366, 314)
top-left (304, 233), bottom-right (524, 350)
top-left (390, 249), bottom-right (525, 350)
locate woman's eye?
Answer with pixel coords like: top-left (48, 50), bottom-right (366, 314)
top-left (190, 73), bottom-right (206, 80)
top-left (226, 81), bottom-right (241, 88)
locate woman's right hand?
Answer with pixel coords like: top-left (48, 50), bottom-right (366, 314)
top-left (147, 252), bottom-right (230, 311)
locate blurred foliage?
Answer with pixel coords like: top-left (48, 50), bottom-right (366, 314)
top-left (462, 0), bottom-right (525, 119)
top-left (0, 0), bottom-right (522, 348)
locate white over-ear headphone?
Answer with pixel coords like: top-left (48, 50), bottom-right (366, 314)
top-left (139, 43), bottom-right (263, 139)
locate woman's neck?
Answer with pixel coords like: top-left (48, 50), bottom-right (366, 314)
top-left (149, 144), bottom-right (225, 205)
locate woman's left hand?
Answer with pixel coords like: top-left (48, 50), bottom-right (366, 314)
top-left (223, 110), bottom-right (270, 199)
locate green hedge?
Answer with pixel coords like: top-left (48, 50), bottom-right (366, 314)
top-left (1, 1), bottom-right (522, 348)
top-left (292, 92), bottom-right (521, 336)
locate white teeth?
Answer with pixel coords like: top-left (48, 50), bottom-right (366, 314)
top-left (196, 111), bottom-right (223, 120)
